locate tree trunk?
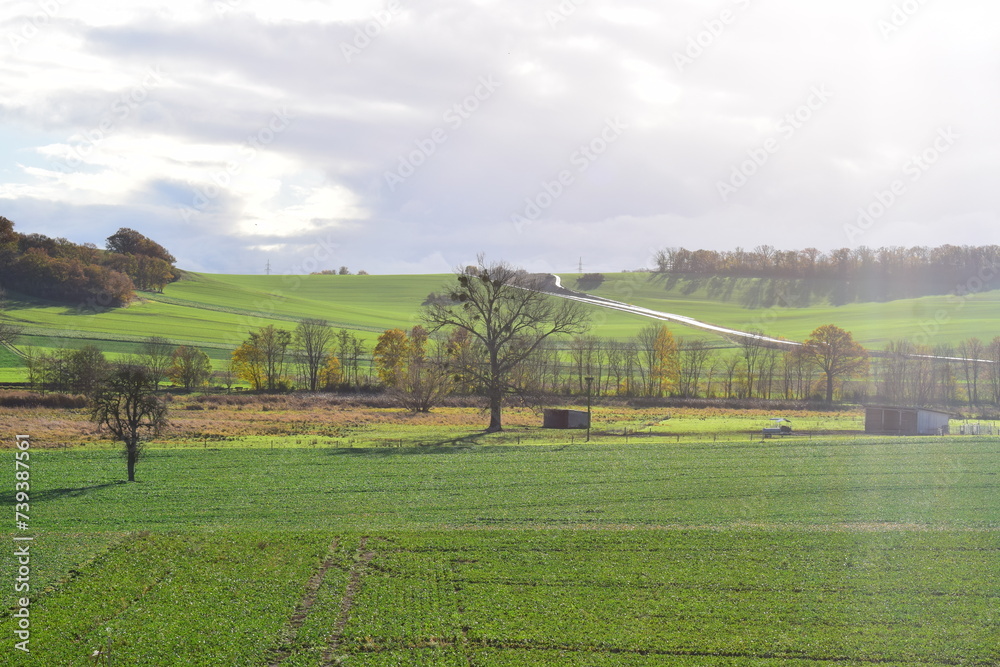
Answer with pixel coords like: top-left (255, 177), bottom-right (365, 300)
top-left (826, 373), bottom-right (835, 403)
top-left (487, 392), bottom-right (503, 432)
top-left (127, 443), bottom-right (138, 482)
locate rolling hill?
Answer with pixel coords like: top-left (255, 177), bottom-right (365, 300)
top-left (1, 270), bottom-right (998, 382)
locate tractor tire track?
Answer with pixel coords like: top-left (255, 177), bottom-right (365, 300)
top-left (267, 537), bottom-right (341, 666)
top-left (321, 536), bottom-right (376, 666)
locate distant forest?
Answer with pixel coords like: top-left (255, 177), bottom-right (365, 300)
top-left (0, 217), bottom-right (179, 307)
top-left (653, 245), bottom-right (1000, 306)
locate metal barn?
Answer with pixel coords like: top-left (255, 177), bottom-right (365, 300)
top-left (542, 409), bottom-right (590, 429)
top-left (864, 406), bottom-right (951, 435)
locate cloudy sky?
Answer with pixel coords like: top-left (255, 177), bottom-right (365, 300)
top-left (1, 1), bottom-right (997, 276)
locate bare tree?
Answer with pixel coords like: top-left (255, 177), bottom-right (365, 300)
top-left (931, 344), bottom-right (958, 405)
top-left (394, 338), bottom-right (453, 413)
top-left (294, 319), bottom-right (333, 392)
top-left (878, 340), bottom-right (912, 404)
top-left (236, 325), bottom-right (292, 391)
top-left (423, 257), bottom-right (589, 432)
top-left (90, 363), bottom-right (168, 482)
top-left (957, 337), bottom-right (985, 406)
top-left (721, 352), bottom-right (742, 398)
top-left (139, 335), bottom-right (173, 389)
top-left (783, 347), bottom-right (816, 400)
top-left (678, 339), bottom-right (713, 398)
top-left (738, 331), bottom-right (768, 398)
top-left (988, 337), bottom-right (1000, 405)
top-left (0, 319), bottom-right (21, 349)
top-left (758, 346), bottom-right (781, 400)
top-left (569, 336), bottom-right (603, 395)
top-left (334, 329), bottom-right (367, 388)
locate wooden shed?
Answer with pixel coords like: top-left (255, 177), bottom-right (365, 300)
top-left (543, 409), bottom-right (590, 429)
top-left (864, 406), bottom-right (951, 435)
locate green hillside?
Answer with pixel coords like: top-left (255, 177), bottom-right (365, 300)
top-left (1, 270), bottom-right (997, 382)
top-left (564, 272), bottom-right (1000, 348)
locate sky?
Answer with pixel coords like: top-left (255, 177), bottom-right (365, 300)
top-left (1, 0), bottom-right (997, 276)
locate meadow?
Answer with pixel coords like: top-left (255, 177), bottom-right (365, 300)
top-left (0, 413), bottom-right (997, 665)
top-left (1, 268), bottom-right (999, 664)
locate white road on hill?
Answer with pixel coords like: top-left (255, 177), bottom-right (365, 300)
top-left (543, 275), bottom-right (799, 348)
top-left (541, 275), bottom-right (993, 364)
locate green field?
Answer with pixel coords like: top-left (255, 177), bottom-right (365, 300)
top-left (1, 436), bottom-right (997, 665)
top-left (3, 270), bottom-right (999, 382)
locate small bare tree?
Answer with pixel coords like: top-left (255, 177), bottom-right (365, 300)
top-left (90, 364), bottom-right (168, 482)
top-left (0, 287), bottom-right (22, 349)
top-left (678, 338), bottom-right (713, 398)
top-left (395, 357), bottom-right (453, 413)
top-left (139, 336), bottom-right (173, 389)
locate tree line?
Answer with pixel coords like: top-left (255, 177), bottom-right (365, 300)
top-left (654, 244), bottom-right (1000, 302)
top-left (0, 217), bottom-right (179, 306)
top-left (23, 337), bottom-right (212, 393)
top-left (18, 315), bottom-right (1000, 414)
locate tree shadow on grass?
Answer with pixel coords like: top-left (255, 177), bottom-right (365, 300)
top-left (0, 481), bottom-right (128, 505)
top-left (327, 433), bottom-right (492, 456)
top-left (327, 435), bottom-right (578, 457)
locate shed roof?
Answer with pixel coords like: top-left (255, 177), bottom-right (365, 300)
top-left (864, 405), bottom-right (954, 418)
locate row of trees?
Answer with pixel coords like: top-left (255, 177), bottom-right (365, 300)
top-left (230, 322), bottom-right (370, 392)
top-left (875, 337), bottom-right (1000, 407)
top-left (654, 244), bottom-right (1000, 301)
top-left (467, 327), bottom-right (1000, 408)
top-left (24, 338), bottom-right (212, 393)
top-left (310, 267), bottom-right (369, 275)
top-left (425, 323), bottom-right (866, 405)
top-left (0, 218), bottom-right (179, 306)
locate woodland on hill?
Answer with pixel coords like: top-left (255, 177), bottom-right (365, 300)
top-left (0, 217), bottom-right (178, 307)
top-left (654, 244), bottom-right (1000, 305)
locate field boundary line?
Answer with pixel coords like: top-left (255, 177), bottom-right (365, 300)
top-left (267, 537), bottom-right (341, 667)
top-left (63, 533), bottom-right (177, 642)
top-left (141, 292), bottom-right (385, 333)
top-left (450, 559), bottom-right (474, 666)
top-left (466, 638), bottom-right (963, 665)
top-left (0, 531), bottom-right (136, 621)
top-left (321, 536), bottom-right (375, 665)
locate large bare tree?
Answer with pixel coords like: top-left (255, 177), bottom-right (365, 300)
top-left (423, 257), bottom-right (590, 432)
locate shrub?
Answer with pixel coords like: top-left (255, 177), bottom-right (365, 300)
top-left (0, 391), bottom-right (89, 409)
top-left (576, 273), bottom-right (605, 290)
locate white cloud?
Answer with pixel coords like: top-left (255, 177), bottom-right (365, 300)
top-left (0, 0), bottom-right (997, 274)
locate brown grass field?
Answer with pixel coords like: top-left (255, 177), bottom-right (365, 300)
top-left (0, 390), bottom-right (867, 449)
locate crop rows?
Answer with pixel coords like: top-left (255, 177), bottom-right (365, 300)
top-left (0, 532), bottom-right (335, 665)
top-left (338, 530), bottom-right (999, 666)
top-left (3, 529), bottom-right (994, 665)
top-left (0, 437), bottom-right (996, 665)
